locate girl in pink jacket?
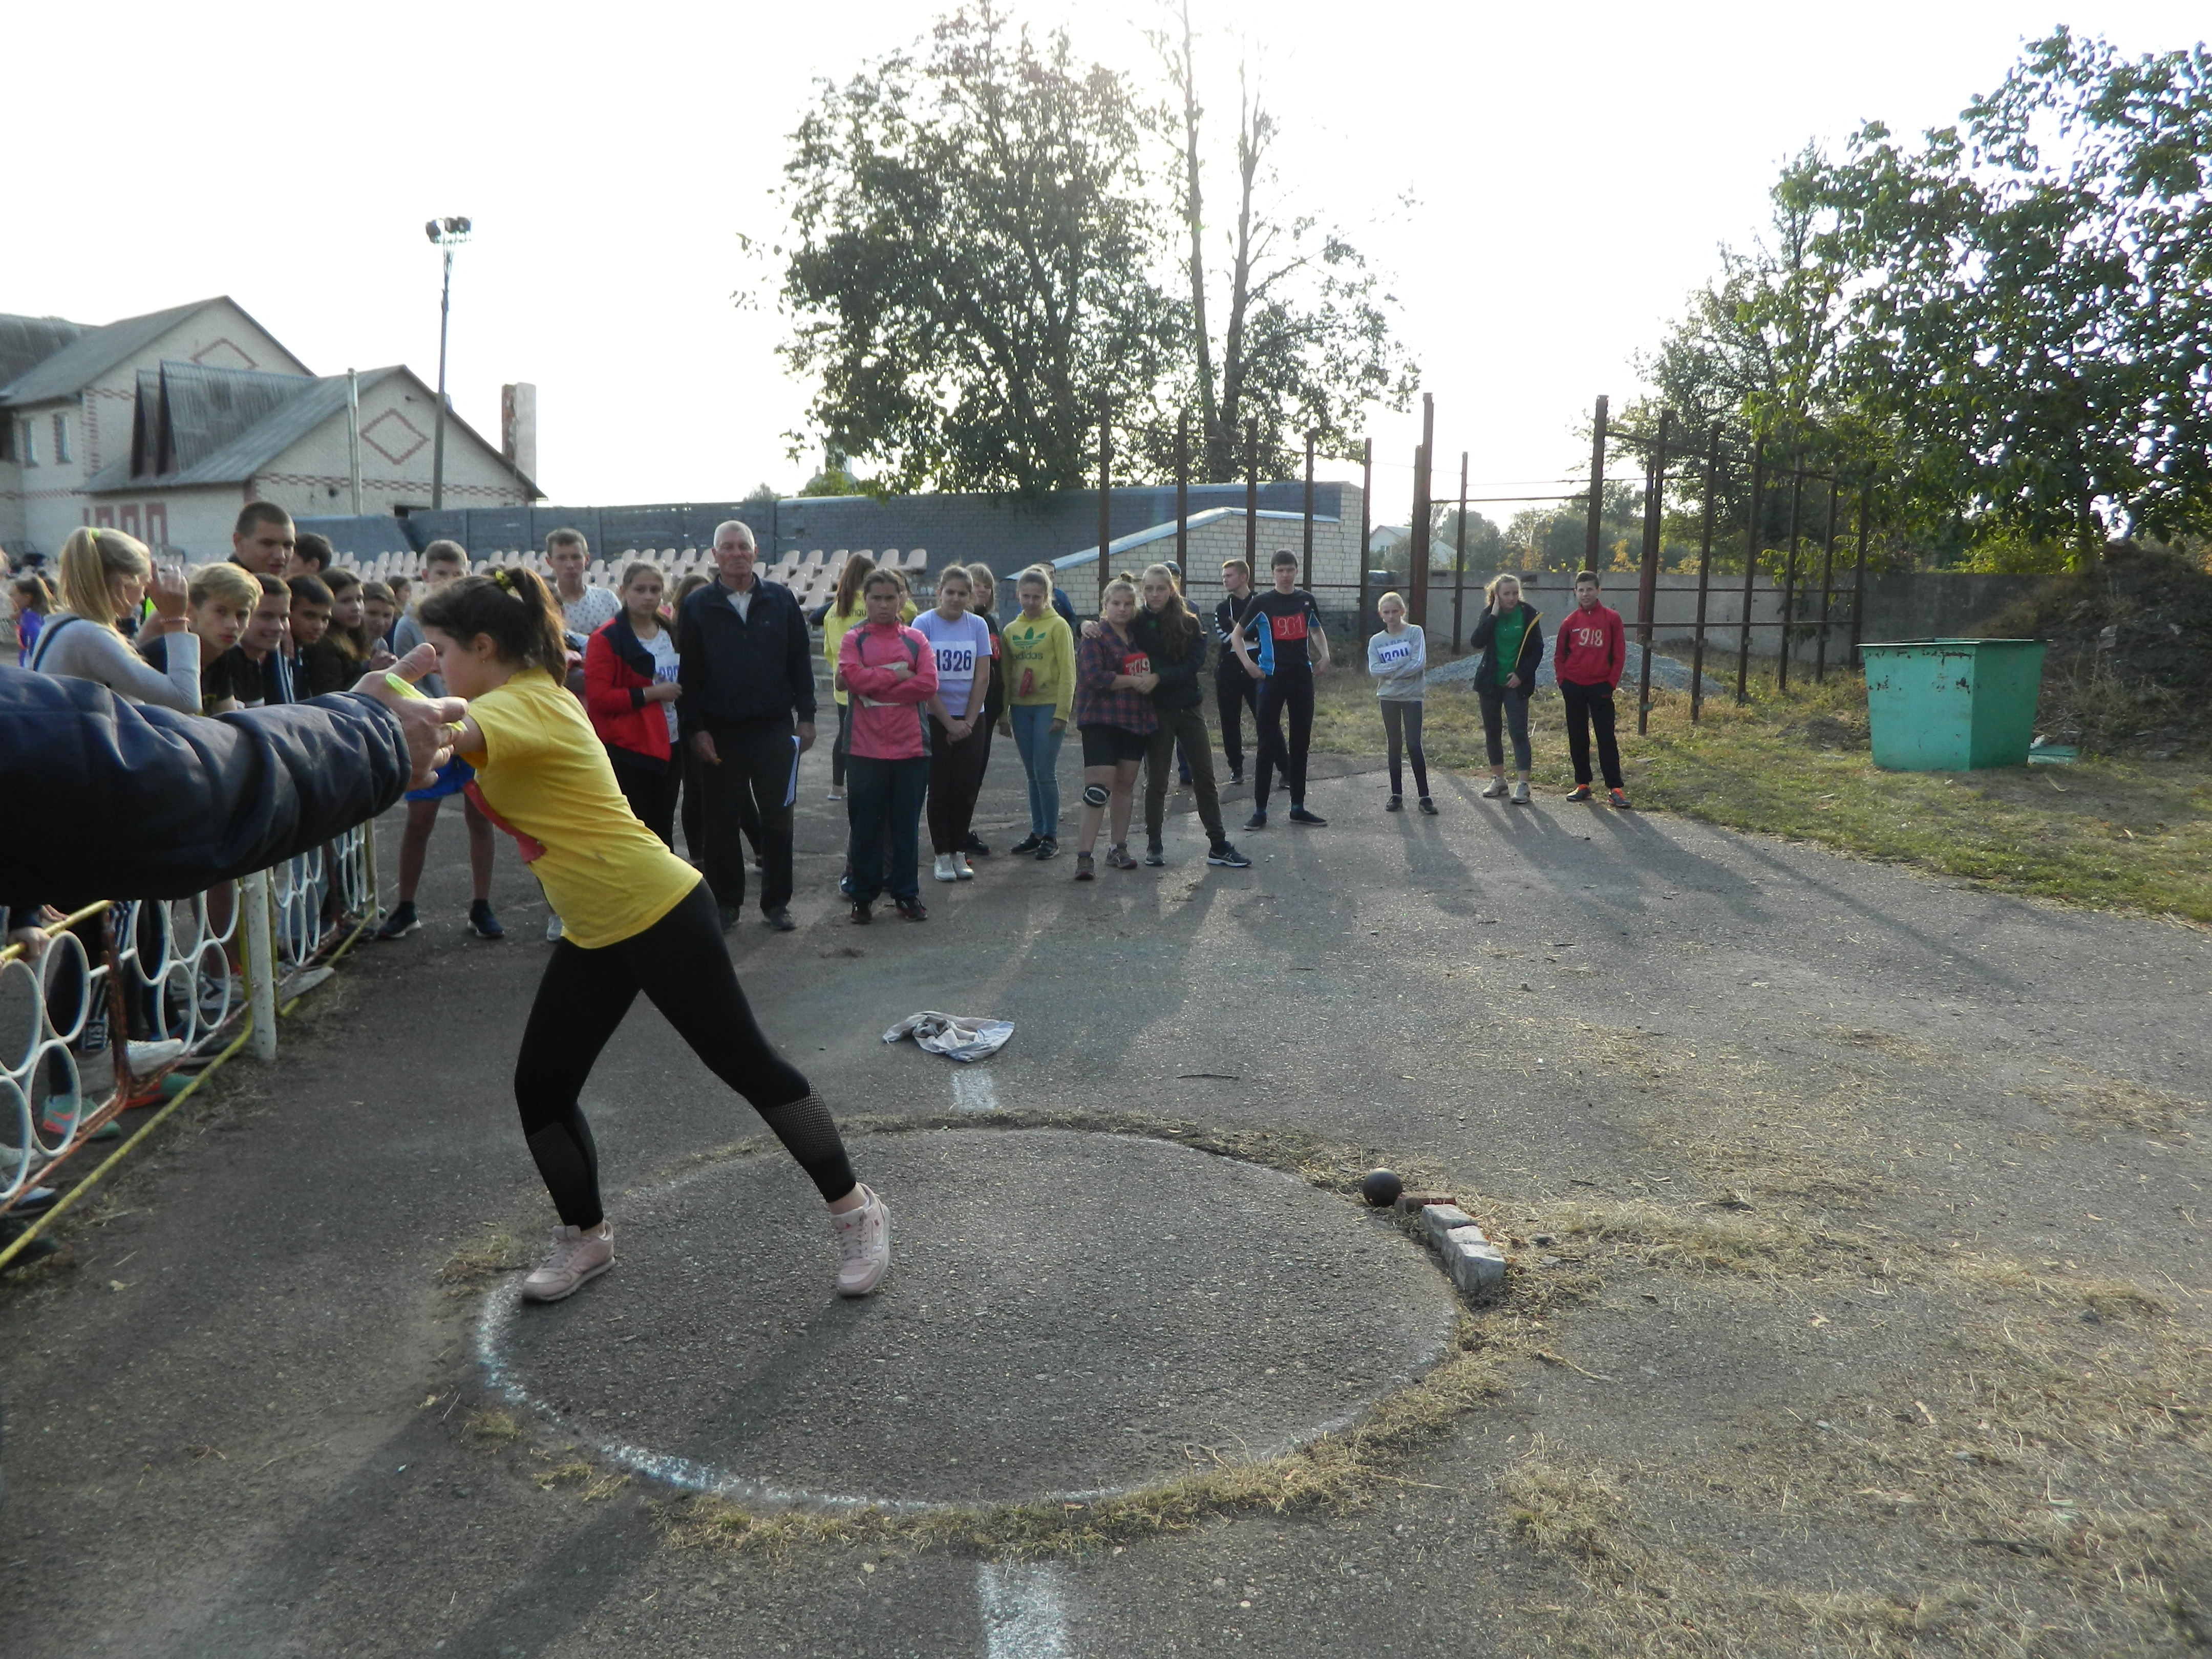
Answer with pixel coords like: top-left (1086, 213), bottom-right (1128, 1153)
top-left (836, 569), bottom-right (940, 920)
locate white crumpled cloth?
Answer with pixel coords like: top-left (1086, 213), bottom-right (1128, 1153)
top-left (880, 1010), bottom-right (1014, 1064)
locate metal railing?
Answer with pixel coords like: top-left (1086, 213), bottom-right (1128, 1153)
top-left (0, 825), bottom-right (375, 1258)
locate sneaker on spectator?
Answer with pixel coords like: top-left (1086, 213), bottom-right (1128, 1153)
top-left (718, 903), bottom-right (742, 932)
top-left (35, 1094), bottom-right (81, 1141)
top-left (1074, 851), bottom-right (1095, 881)
top-left (954, 853), bottom-right (975, 881)
top-left (1288, 805), bottom-right (1328, 826)
top-left (1226, 770), bottom-right (1245, 788)
top-left (765, 907), bottom-right (797, 932)
top-left (962, 832), bottom-right (990, 857)
top-left (1418, 797), bottom-right (1439, 815)
top-left (831, 1185), bottom-right (891, 1296)
top-left (469, 900), bottom-right (505, 940)
top-left (1511, 781), bottom-right (1532, 805)
top-left (1206, 840), bottom-right (1251, 869)
top-left (1035, 837), bottom-right (1058, 861)
top-left (520, 1221), bottom-right (613, 1303)
top-left (374, 902), bottom-right (420, 941)
top-left (1480, 777), bottom-right (1507, 799)
top-left (894, 896), bottom-right (928, 922)
top-left (1386, 794), bottom-right (1403, 811)
top-left (1143, 840), bottom-right (1166, 866)
top-left (1105, 843), bottom-right (1139, 870)
top-left (1009, 834), bottom-right (1044, 855)
top-left (1565, 783), bottom-right (1594, 802)
top-left (933, 854), bottom-right (959, 882)
top-left (1608, 788), bottom-right (1632, 810)
top-left (849, 900), bottom-right (873, 925)
top-left (1244, 810), bottom-right (1267, 831)
top-left (545, 913), bottom-right (564, 943)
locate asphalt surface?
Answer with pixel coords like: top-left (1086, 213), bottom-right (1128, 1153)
top-left (2, 715), bottom-right (2206, 1656)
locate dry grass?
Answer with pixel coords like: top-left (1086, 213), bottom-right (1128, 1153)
top-left (1308, 661), bottom-right (2212, 924)
top-left (436, 1224), bottom-right (533, 1292)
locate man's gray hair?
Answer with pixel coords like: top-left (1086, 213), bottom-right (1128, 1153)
top-left (713, 520), bottom-right (756, 549)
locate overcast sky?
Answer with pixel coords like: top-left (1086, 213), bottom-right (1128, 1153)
top-left (10, 1), bottom-right (2200, 524)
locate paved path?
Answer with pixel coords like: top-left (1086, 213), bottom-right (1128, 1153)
top-left (2, 731), bottom-right (2205, 1656)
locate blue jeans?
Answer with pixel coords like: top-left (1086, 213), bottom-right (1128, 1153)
top-left (1009, 704), bottom-right (1065, 838)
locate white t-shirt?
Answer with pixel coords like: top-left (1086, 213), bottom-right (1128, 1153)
top-left (641, 627), bottom-right (680, 740)
top-left (561, 584), bottom-right (621, 638)
top-left (912, 608), bottom-right (993, 719)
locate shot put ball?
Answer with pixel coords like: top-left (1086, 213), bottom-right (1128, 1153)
top-left (1362, 1168), bottom-right (1403, 1208)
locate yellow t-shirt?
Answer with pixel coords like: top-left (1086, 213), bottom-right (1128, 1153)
top-left (823, 598), bottom-right (917, 705)
top-left (461, 671), bottom-right (700, 949)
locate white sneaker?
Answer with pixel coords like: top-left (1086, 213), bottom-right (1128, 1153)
top-left (124, 1038), bottom-right (185, 1073)
top-left (520, 1221), bottom-right (614, 1303)
top-left (545, 913), bottom-right (564, 943)
top-left (830, 1185), bottom-right (891, 1296)
top-left (1480, 777), bottom-right (1507, 799)
top-left (954, 853), bottom-right (974, 881)
top-left (1511, 781), bottom-right (1532, 805)
top-left (933, 854), bottom-right (959, 882)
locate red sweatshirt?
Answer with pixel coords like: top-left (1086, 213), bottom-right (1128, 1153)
top-left (1554, 601), bottom-right (1626, 688)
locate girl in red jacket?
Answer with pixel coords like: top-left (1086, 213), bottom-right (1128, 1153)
top-left (836, 569), bottom-right (940, 922)
top-left (583, 563), bottom-right (686, 846)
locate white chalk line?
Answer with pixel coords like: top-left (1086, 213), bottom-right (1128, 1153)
top-left (979, 1560), bottom-right (1074, 1659)
top-left (949, 1069), bottom-right (1001, 1112)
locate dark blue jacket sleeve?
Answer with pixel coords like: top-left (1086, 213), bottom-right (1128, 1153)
top-left (784, 591), bottom-right (818, 722)
top-left (0, 667), bottom-right (411, 905)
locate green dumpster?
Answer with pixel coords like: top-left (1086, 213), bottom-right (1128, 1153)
top-left (1859, 639), bottom-right (2047, 771)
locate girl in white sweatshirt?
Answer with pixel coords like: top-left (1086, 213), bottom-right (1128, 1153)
top-left (1366, 591), bottom-right (1433, 813)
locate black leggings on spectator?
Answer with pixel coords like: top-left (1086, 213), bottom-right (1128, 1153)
top-left (609, 752), bottom-right (680, 848)
top-left (513, 880), bottom-right (856, 1230)
top-left (1558, 679), bottom-right (1624, 789)
top-left (1252, 674), bottom-right (1314, 813)
top-left (1216, 663), bottom-right (1258, 775)
top-left (831, 700), bottom-right (853, 789)
top-left (926, 719), bottom-right (991, 855)
top-left (1380, 699), bottom-right (1430, 798)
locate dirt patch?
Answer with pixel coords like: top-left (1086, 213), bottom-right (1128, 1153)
top-left (1983, 542), bottom-right (2212, 757)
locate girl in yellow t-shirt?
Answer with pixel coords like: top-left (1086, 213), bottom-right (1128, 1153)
top-left (417, 568), bottom-right (890, 1305)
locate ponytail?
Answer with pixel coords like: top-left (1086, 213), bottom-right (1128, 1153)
top-left (417, 566), bottom-right (567, 679)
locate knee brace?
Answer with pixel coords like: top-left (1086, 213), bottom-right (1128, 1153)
top-left (1082, 782), bottom-right (1111, 807)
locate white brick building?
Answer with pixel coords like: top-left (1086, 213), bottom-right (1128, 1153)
top-left (0, 296), bottom-right (535, 562)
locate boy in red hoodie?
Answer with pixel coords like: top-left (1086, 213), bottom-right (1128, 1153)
top-left (1555, 570), bottom-right (1630, 807)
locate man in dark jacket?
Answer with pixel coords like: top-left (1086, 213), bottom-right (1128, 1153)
top-left (2, 645), bottom-right (459, 906)
top-left (677, 520), bottom-right (815, 932)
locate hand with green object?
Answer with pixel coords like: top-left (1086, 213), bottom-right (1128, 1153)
top-left (354, 643), bottom-right (469, 788)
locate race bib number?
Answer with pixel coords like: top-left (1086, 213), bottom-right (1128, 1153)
top-left (934, 644), bottom-right (976, 678)
top-left (1121, 651), bottom-right (1152, 676)
top-left (1376, 640), bottom-right (1414, 666)
top-left (1270, 612), bottom-right (1309, 643)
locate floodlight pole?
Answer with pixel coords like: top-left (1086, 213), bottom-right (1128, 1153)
top-left (426, 216), bottom-right (472, 514)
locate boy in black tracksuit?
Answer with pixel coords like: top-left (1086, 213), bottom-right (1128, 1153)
top-left (1212, 560), bottom-right (1260, 784)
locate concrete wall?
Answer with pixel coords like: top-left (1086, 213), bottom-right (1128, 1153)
top-left (397, 480), bottom-right (1353, 579)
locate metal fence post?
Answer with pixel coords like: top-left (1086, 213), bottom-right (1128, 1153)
top-left (1355, 438), bottom-right (1372, 662)
top-left (1451, 451), bottom-right (1469, 652)
top-left (1096, 396), bottom-right (1112, 610)
top-left (1690, 421), bottom-right (1721, 724)
top-left (1409, 393), bottom-right (1434, 629)
top-left (1244, 418), bottom-right (1259, 577)
top-left (1815, 475), bottom-right (1840, 683)
top-left (1736, 438), bottom-right (1765, 706)
top-left (1850, 472), bottom-right (1874, 667)
top-left (1175, 412), bottom-right (1190, 573)
top-left (1778, 457), bottom-right (1806, 690)
top-left (1585, 395), bottom-right (1609, 572)
top-left (1301, 430), bottom-right (1316, 592)
top-left (1636, 410), bottom-right (1671, 734)
top-left (240, 868), bottom-right (277, 1061)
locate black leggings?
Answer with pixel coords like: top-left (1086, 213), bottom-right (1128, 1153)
top-left (609, 752), bottom-right (680, 848)
top-left (1252, 674), bottom-right (1314, 813)
top-left (1380, 699), bottom-right (1430, 798)
top-left (513, 881), bottom-right (856, 1228)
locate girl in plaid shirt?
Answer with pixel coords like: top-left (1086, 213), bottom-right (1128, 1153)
top-left (1071, 578), bottom-right (1158, 880)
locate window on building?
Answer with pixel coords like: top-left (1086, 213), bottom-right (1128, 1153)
top-left (53, 412), bottom-right (71, 464)
top-left (145, 503), bottom-right (168, 549)
top-left (120, 505), bottom-right (141, 537)
top-left (0, 418), bottom-right (13, 461)
top-left (20, 420), bottom-right (37, 466)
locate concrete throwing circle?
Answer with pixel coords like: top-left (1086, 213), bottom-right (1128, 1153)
top-left (478, 1127), bottom-right (1459, 1509)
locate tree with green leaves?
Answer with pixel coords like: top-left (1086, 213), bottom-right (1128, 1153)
top-left (779, 4), bottom-right (1177, 496)
top-left (1636, 29), bottom-right (2211, 568)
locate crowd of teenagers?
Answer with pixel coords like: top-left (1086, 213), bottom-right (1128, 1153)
top-left (2, 507), bottom-right (1642, 1302)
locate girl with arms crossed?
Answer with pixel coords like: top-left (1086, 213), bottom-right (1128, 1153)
top-left (418, 568), bottom-right (890, 1303)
